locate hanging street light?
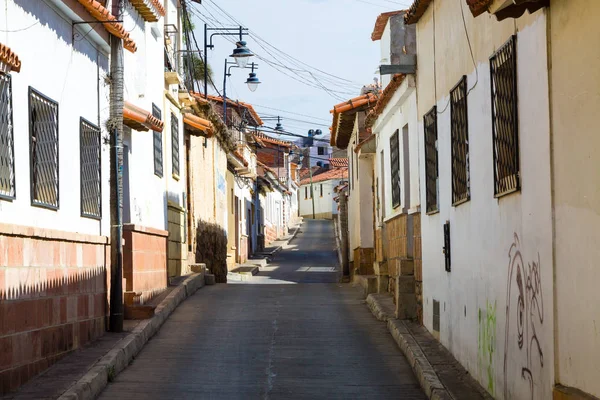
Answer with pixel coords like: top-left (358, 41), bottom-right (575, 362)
top-left (230, 40), bottom-right (254, 68)
top-left (222, 61), bottom-right (261, 126)
top-left (204, 24), bottom-right (253, 98)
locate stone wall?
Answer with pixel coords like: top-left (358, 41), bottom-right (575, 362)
top-left (123, 224), bottom-right (168, 306)
top-left (352, 247), bottom-right (374, 276)
top-left (0, 224), bottom-right (109, 394)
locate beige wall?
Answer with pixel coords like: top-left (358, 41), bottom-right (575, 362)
top-left (550, 0), bottom-right (600, 396)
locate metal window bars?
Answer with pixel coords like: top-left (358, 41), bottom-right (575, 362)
top-left (390, 129), bottom-right (400, 208)
top-left (152, 103), bottom-right (163, 177)
top-left (171, 113), bottom-right (180, 177)
top-left (0, 72), bottom-right (15, 199)
top-left (424, 106), bottom-right (438, 213)
top-left (29, 87), bottom-right (59, 209)
top-left (450, 76), bottom-right (470, 205)
top-left (490, 35), bottom-right (519, 197)
top-left (80, 118), bottom-right (101, 219)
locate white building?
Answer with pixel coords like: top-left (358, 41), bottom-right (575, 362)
top-left (408, 3), bottom-right (553, 399)
top-left (299, 168), bottom-right (348, 220)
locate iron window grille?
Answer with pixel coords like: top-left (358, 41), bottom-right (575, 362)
top-left (318, 147), bottom-right (325, 155)
top-left (424, 106), bottom-right (438, 214)
top-left (171, 113), bottom-right (179, 178)
top-left (152, 103), bottom-right (163, 177)
top-left (450, 76), bottom-right (470, 205)
top-left (0, 72), bottom-right (15, 200)
top-left (490, 35), bottom-right (519, 197)
top-left (80, 118), bottom-right (101, 219)
top-left (29, 87), bottom-right (59, 209)
top-left (320, 184), bottom-right (323, 197)
top-left (390, 129), bottom-right (400, 208)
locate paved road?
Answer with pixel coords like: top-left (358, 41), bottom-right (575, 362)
top-left (99, 220), bottom-right (425, 399)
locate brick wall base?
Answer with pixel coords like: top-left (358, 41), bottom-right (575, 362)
top-left (167, 203), bottom-right (188, 279)
top-left (0, 224), bottom-right (109, 395)
top-left (123, 224), bottom-right (168, 306)
top-left (352, 247), bottom-right (374, 276)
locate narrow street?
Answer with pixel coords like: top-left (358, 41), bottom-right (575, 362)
top-left (99, 220), bottom-right (425, 399)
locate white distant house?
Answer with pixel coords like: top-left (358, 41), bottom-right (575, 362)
top-left (299, 163), bottom-right (348, 220)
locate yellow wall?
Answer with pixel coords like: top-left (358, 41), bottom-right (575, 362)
top-left (550, 0), bottom-right (600, 396)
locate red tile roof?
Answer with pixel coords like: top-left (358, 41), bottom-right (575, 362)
top-left (300, 167), bottom-right (348, 185)
top-left (129, 0), bottom-right (165, 22)
top-left (253, 132), bottom-right (292, 148)
top-left (76, 0), bottom-right (137, 52)
top-left (329, 158), bottom-right (349, 168)
top-left (404, 0), bottom-right (434, 24)
top-left (330, 92), bottom-right (379, 149)
top-left (205, 94), bottom-right (263, 126)
top-left (0, 43), bottom-right (21, 72)
top-left (365, 74), bottom-right (406, 128)
top-left (372, 11), bottom-right (405, 41)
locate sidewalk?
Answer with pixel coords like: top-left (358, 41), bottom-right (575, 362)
top-left (2, 272), bottom-right (208, 400)
top-left (365, 293), bottom-right (493, 400)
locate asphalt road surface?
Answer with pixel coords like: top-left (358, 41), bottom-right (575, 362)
top-left (99, 219), bottom-right (425, 399)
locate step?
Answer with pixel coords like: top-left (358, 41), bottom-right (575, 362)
top-left (231, 265), bottom-right (259, 276)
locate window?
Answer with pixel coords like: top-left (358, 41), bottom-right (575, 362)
top-left (305, 186), bottom-right (308, 199)
top-left (152, 103), bottom-right (163, 177)
top-left (318, 147), bottom-right (325, 155)
top-left (171, 113), bottom-right (179, 177)
top-left (390, 130), bottom-right (400, 208)
top-left (29, 87), bottom-right (59, 209)
top-left (0, 72), bottom-right (15, 199)
top-left (450, 76), bottom-right (470, 205)
top-left (80, 118), bottom-right (101, 218)
top-left (490, 35), bottom-right (519, 196)
top-left (424, 106), bottom-right (438, 213)
top-left (320, 184), bottom-right (323, 197)
top-left (379, 150), bottom-right (385, 220)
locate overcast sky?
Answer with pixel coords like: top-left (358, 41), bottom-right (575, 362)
top-left (189, 0), bottom-right (412, 143)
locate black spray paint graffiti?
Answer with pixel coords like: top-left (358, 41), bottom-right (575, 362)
top-left (503, 233), bottom-right (544, 399)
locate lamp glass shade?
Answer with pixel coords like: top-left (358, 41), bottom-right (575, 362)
top-left (235, 56), bottom-right (249, 68)
top-left (246, 72), bottom-right (261, 92)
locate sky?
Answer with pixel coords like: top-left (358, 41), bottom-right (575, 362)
top-left (188, 0), bottom-right (413, 145)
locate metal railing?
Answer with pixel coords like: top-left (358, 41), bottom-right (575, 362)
top-left (450, 75), bottom-right (470, 205)
top-left (490, 35), bottom-right (519, 197)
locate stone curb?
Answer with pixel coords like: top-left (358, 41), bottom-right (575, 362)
top-left (365, 294), bottom-right (449, 400)
top-left (57, 273), bottom-right (205, 400)
top-left (366, 294), bottom-right (394, 322)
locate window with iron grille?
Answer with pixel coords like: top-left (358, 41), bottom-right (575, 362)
top-left (320, 184), bottom-right (323, 197)
top-left (490, 35), bottom-right (519, 196)
top-left (152, 103), bottom-right (163, 177)
top-left (80, 118), bottom-right (101, 218)
top-left (450, 76), bottom-right (470, 205)
top-left (29, 87), bottom-right (59, 209)
top-left (390, 129), bottom-right (400, 208)
top-left (0, 72), bottom-right (15, 200)
top-left (171, 113), bottom-right (179, 177)
top-left (318, 147), bottom-right (325, 155)
top-left (424, 106), bottom-right (438, 213)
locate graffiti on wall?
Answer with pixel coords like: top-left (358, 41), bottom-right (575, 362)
top-left (503, 233), bottom-right (544, 399)
top-left (478, 300), bottom-right (497, 396)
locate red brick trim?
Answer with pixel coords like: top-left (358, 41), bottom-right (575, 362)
top-left (0, 223), bottom-right (108, 245)
top-left (123, 224), bottom-right (168, 237)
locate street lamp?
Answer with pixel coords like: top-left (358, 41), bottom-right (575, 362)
top-left (223, 60), bottom-right (260, 126)
top-left (262, 116), bottom-right (284, 133)
top-left (204, 24), bottom-right (253, 98)
top-left (306, 128), bottom-right (322, 219)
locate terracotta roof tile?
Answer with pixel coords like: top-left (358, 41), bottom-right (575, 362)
top-left (0, 43), bottom-right (21, 72)
top-left (203, 94), bottom-right (263, 126)
top-left (76, 0), bottom-right (137, 52)
top-left (329, 158), bottom-right (348, 168)
top-left (404, 0), bottom-right (434, 25)
top-left (371, 10), bottom-right (405, 41)
top-left (300, 167), bottom-right (348, 185)
top-left (233, 150), bottom-right (249, 167)
top-left (129, 0), bottom-right (165, 22)
top-left (330, 92), bottom-right (379, 149)
top-left (365, 74), bottom-right (406, 128)
top-left (253, 132), bottom-right (292, 148)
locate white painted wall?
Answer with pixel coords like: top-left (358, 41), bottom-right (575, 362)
top-left (0, 0), bottom-right (110, 236)
top-left (417, 8), bottom-right (553, 399)
top-left (372, 75), bottom-right (420, 227)
top-left (299, 179), bottom-right (342, 219)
